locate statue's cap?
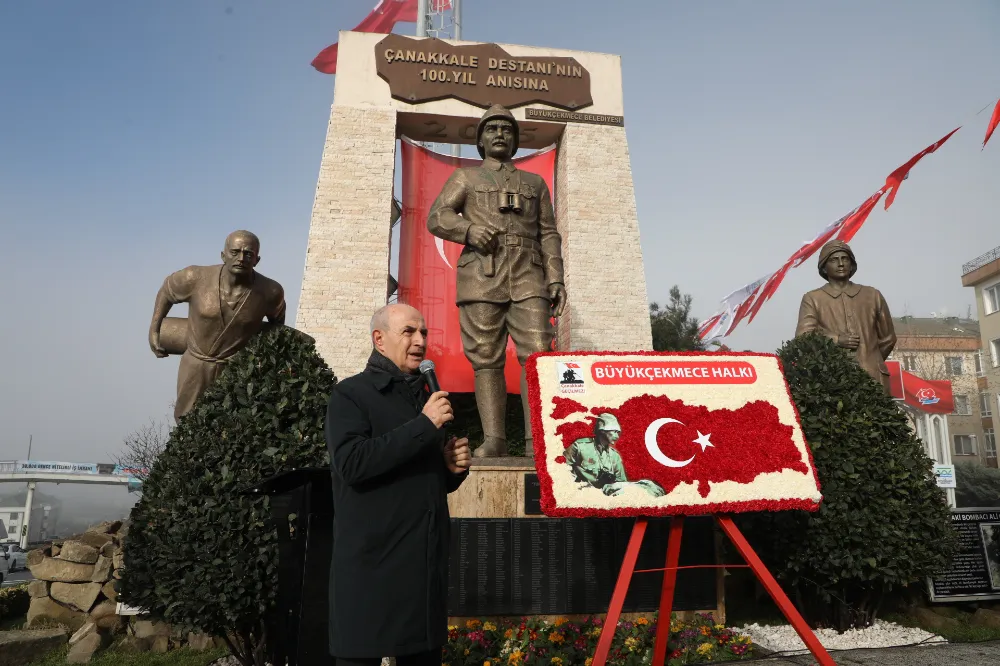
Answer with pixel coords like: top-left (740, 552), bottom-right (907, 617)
top-left (477, 104), bottom-right (519, 158)
top-left (594, 413), bottom-right (621, 432)
top-left (818, 239), bottom-right (857, 279)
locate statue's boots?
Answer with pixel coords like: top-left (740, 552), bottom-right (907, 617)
top-left (521, 368), bottom-right (534, 459)
top-left (473, 368), bottom-right (508, 458)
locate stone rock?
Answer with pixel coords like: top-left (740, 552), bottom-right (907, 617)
top-left (972, 607), bottom-right (1000, 630)
top-left (214, 636), bottom-right (229, 649)
top-left (133, 619), bottom-right (172, 639)
top-left (0, 628), bottom-right (68, 665)
top-left (51, 582), bottom-right (103, 613)
top-left (27, 548), bottom-right (47, 567)
top-left (118, 636), bottom-right (152, 653)
top-left (58, 541), bottom-right (100, 565)
top-left (90, 599), bottom-right (116, 620)
top-left (27, 579), bottom-right (50, 598)
top-left (77, 531), bottom-right (114, 551)
top-left (91, 555), bottom-right (112, 583)
top-left (930, 605), bottom-right (962, 619)
top-left (100, 542), bottom-right (114, 559)
top-left (910, 606), bottom-right (961, 632)
top-left (187, 632), bottom-right (216, 651)
top-left (150, 635), bottom-right (170, 653)
top-left (51, 544), bottom-right (61, 557)
top-left (26, 596), bottom-right (88, 631)
top-left (87, 520), bottom-right (123, 535)
top-left (69, 621), bottom-right (98, 646)
top-left (95, 614), bottom-right (124, 632)
top-left (66, 631), bottom-right (109, 664)
top-left (28, 554), bottom-right (95, 583)
top-left (101, 579), bottom-right (118, 602)
top-left (112, 547), bottom-right (123, 572)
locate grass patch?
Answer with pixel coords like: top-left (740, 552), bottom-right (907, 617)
top-left (28, 644), bottom-right (228, 666)
top-left (885, 610), bottom-right (1000, 643)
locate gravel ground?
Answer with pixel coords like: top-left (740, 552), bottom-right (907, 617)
top-left (733, 620), bottom-right (946, 656)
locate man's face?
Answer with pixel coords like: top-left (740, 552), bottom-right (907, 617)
top-left (824, 251), bottom-right (853, 281)
top-left (374, 306), bottom-right (428, 373)
top-left (222, 236), bottom-right (260, 276)
top-left (597, 429), bottom-right (621, 447)
top-left (480, 120), bottom-right (515, 160)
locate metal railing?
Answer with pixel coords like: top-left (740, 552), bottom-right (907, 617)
top-left (962, 245), bottom-right (1000, 276)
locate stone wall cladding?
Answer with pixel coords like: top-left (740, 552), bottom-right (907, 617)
top-left (554, 123), bottom-right (652, 352)
top-left (295, 105), bottom-right (398, 380)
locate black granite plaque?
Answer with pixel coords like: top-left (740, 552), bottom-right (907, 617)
top-left (565, 519), bottom-right (618, 612)
top-left (523, 474), bottom-right (542, 515)
top-left (930, 510), bottom-right (1000, 602)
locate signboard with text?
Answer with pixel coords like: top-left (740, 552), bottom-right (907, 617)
top-left (525, 351), bottom-right (822, 518)
top-left (929, 510), bottom-right (1000, 602)
top-left (376, 35), bottom-right (593, 110)
top-left (14, 460), bottom-right (98, 475)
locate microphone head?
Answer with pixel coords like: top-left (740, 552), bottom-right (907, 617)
top-left (418, 359), bottom-right (436, 375)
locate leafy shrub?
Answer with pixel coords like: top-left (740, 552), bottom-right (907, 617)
top-left (442, 613), bottom-right (752, 666)
top-left (0, 583), bottom-right (29, 622)
top-left (119, 326), bottom-right (336, 666)
top-left (739, 333), bottom-right (956, 631)
top-left (955, 461), bottom-right (1000, 508)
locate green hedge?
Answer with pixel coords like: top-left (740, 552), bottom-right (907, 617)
top-left (0, 583), bottom-right (30, 622)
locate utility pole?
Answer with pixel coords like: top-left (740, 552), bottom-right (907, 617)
top-left (21, 435), bottom-right (34, 548)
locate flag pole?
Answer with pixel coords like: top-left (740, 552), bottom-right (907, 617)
top-left (416, 0), bottom-right (429, 37)
top-left (451, 0), bottom-right (462, 158)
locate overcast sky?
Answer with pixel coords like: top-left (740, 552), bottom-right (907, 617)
top-left (1, 1), bottom-right (999, 515)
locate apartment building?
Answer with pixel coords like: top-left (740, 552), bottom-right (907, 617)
top-left (889, 316), bottom-right (996, 467)
top-left (960, 246), bottom-right (1000, 468)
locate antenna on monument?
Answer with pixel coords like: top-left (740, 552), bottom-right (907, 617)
top-left (416, 0), bottom-right (463, 158)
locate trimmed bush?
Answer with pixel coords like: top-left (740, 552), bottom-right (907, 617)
top-left (739, 333), bottom-right (956, 631)
top-left (119, 326), bottom-right (335, 665)
top-left (0, 583), bottom-right (29, 622)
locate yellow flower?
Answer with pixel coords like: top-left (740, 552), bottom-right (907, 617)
top-left (464, 649), bottom-right (470, 656)
top-left (466, 619), bottom-right (483, 630)
top-left (714, 623), bottom-right (725, 631)
top-left (483, 621), bottom-right (497, 631)
top-left (697, 643), bottom-right (714, 656)
top-left (448, 625), bottom-right (458, 631)
top-left (548, 631), bottom-right (565, 644)
top-left (551, 658), bottom-right (563, 666)
top-left (589, 628), bottom-right (602, 638)
top-left (508, 649), bottom-right (523, 665)
top-left (585, 659), bottom-right (593, 666)
top-left (636, 616), bottom-right (648, 625)
top-left (484, 662), bottom-right (492, 666)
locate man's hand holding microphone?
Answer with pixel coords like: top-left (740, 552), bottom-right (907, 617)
top-left (420, 360), bottom-right (472, 475)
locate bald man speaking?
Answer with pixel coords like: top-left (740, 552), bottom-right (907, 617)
top-left (324, 303), bottom-right (471, 666)
top-left (148, 230), bottom-right (286, 420)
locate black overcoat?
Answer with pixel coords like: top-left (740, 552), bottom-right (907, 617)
top-left (325, 354), bottom-right (468, 658)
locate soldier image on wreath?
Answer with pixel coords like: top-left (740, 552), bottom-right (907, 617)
top-left (563, 414), bottom-right (666, 497)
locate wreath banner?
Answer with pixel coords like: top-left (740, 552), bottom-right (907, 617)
top-left (526, 351), bottom-right (822, 518)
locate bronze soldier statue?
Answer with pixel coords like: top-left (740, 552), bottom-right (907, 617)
top-left (149, 230), bottom-right (286, 420)
top-left (795, 239), bottom-right (896, 393)
top-left (428, 105), bottom-right (566, 458)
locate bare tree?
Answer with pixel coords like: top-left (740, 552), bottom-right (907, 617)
top-left (111, 418), bottom-right (171, 480)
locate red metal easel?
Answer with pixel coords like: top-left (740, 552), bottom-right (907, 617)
top-left (591, 515), bottom-right (836, 666)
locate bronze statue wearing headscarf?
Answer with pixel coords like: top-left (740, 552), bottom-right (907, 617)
top-left (795, 240), bottom-right (896, 393)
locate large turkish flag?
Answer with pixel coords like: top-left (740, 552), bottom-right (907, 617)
top-left (398, 139), bottom-right (556, 393)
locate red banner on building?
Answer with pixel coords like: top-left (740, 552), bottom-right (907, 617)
top-left (397, 140), bottom-right (557, 393)
top-left (885, 360), bottom-right (955, 414)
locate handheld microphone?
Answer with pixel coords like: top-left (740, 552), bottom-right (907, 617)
top-left (418, 359), bottom-right (442, 394)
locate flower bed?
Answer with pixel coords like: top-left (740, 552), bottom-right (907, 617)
top-left (443, 613), bottom-right (754, 665)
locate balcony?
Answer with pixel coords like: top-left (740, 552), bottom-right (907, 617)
top-left (962, 245), bottom-right (1000, 286)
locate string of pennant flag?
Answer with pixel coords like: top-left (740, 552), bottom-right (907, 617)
top-left (697, 99), bottom-right (1000, 345)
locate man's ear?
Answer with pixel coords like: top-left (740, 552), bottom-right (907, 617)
top-left (372, 330), bottom-right (384, 353)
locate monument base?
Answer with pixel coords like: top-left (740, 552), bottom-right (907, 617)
top-left (446, 459), bottom-right (726, 623)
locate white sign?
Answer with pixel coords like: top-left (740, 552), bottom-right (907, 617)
top-left (933, 465), bottom-right (957, 489)
top-left (15, 460), bottom-right (98, 475)
top-left (115, 602), bottom-right (144, 616)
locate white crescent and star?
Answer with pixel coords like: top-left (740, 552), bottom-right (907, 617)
top-left (644, 418), bottom-right (714, 469)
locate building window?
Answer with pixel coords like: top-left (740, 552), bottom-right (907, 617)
top-left (976, 351), bottom-right (985, 377)
top-left (901, 355), bottom-right (918, 372)
top-left (982, 392), bottom-right (993, 417)
top-left (992, 339), bottom-right (1000, 367)
top-left (985, 284), bottom-right (1000, 315)
top-left (945, 356), bottom-right (964, 376)
top-left (985, 429), bottom-right (998, 459)
top-left (954, 434), bottom-right (976, 455)
top-left (954, 394), bottom-right (972, 415)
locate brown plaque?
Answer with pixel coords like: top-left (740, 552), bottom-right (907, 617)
top-left (525, 108), bottom-right (624, 127)
top-left (375, 35), bottom-right (593, 111)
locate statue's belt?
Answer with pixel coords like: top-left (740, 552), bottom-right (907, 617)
top-left (481, 234), bottom-right (541, 276)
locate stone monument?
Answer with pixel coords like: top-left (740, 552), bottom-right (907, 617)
top-left (795, 239), bottom-right (897, 393)
top-left (148, 230), bottom-right (286, 420)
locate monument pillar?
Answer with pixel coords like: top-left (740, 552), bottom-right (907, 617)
top-left (554, 123), bottom-right (652, 351)
top-left (296, 105), bottom-right (398, 379)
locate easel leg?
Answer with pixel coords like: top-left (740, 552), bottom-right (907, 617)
top-left (592, 518), bottom-right (647, 666)
top-left (652, 516), bottom-right (684, 665)
top-left (716, 516), bottom-right (836, 666)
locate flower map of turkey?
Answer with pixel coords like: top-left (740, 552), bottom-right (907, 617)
top-left (526, 351), bottom-right (823, 518)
